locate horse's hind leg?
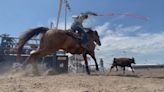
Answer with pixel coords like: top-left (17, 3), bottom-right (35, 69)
top-left (23, 52), bottom-right (40, 75)
top-left (31, 60), bottom-right (40, 75)
top-left (21, 55), bottom-right (32, 70)
top-left (26, 48), bottom-right (53, 75)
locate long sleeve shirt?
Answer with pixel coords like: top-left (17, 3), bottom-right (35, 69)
top-left (71, 16), bottom-right (85, 28)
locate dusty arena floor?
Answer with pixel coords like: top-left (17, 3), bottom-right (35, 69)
top-left (0, 68), bottom-right (164, 92)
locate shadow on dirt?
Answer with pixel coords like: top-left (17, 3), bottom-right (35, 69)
top-left (145, 76), bottom-right (164, 79)
top-left (109, 74), bottom-right (140, 78)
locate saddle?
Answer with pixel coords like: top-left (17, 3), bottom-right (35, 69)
top-left (66, 28), bottom-right (91, 40)
top-left (66, 29), bottom-right (82, 41)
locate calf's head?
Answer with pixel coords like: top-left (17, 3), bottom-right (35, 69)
top-left (131, 57), bottom-right (136, 64)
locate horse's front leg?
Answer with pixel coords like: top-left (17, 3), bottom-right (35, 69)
top-left (83, 53), bottom-right (90, 75)
top-left (89, 52), bottom-right (99, 71)
top-left (21, 56), bottom-right (31, 70)
top-left (123, 67), bottom-right (125, 74)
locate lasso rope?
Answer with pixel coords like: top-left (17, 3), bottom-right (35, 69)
top-left (98, 12), bottom-right (148, 21)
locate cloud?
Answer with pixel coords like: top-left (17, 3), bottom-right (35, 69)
top-left (95, 23), bottom-right (143, 37)
top-left (95, 22), bottom-right (164, 53)
top-left (94, 22), bottom-right (164, 64)
top-left (115, 24), bottom-right (142, 35)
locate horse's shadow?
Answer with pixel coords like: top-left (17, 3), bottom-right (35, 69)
top-left (88, 72), bottom-right (140, 78)
top-left (108, 74), bottom-right (140, 78)
top-left (145, 76), bottom-right (164, 79)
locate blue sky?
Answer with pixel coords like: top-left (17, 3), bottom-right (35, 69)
top-left (0, 0), bottom-right (164, 65)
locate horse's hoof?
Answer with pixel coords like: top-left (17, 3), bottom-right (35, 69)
top-left (86, 71), bottom-right (90, 75)
top-left (32, 70), bottom-right (40, 76)
top-left (96, 68), bottom-right (99, 71)
top-left (32, 72), bottom-right (41, 76)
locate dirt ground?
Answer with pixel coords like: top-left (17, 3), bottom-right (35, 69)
top-left (0, 68), bottom-right (164, 92)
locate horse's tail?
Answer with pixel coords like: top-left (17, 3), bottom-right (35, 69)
top-left (16, 27), bottom-right (49, 57)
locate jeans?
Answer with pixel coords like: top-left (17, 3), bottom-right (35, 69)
top-left (71, 26), bottom-right (88, 44)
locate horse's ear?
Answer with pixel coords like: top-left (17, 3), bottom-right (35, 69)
top-left (94, 30), bottom-right (98, 34)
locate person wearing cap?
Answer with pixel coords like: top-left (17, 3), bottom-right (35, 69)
top-left (71, 13), bottom-right (89, 53)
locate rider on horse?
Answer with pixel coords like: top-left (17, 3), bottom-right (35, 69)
top-left (71, 11), bottom-right (97, 52)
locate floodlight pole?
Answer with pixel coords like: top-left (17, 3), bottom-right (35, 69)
top-left (56, 0), bottom-right (63, 29)
top-left (64, 0), bottom-right (67, 31)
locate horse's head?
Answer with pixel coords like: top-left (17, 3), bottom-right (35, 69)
top-left (87, 29), bottom-right (101, 46)
top-left (93, 30), bottom-right (101, 46)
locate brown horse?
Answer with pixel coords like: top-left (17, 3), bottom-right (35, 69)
top-left (16, 27), bottom-right (101, 75)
